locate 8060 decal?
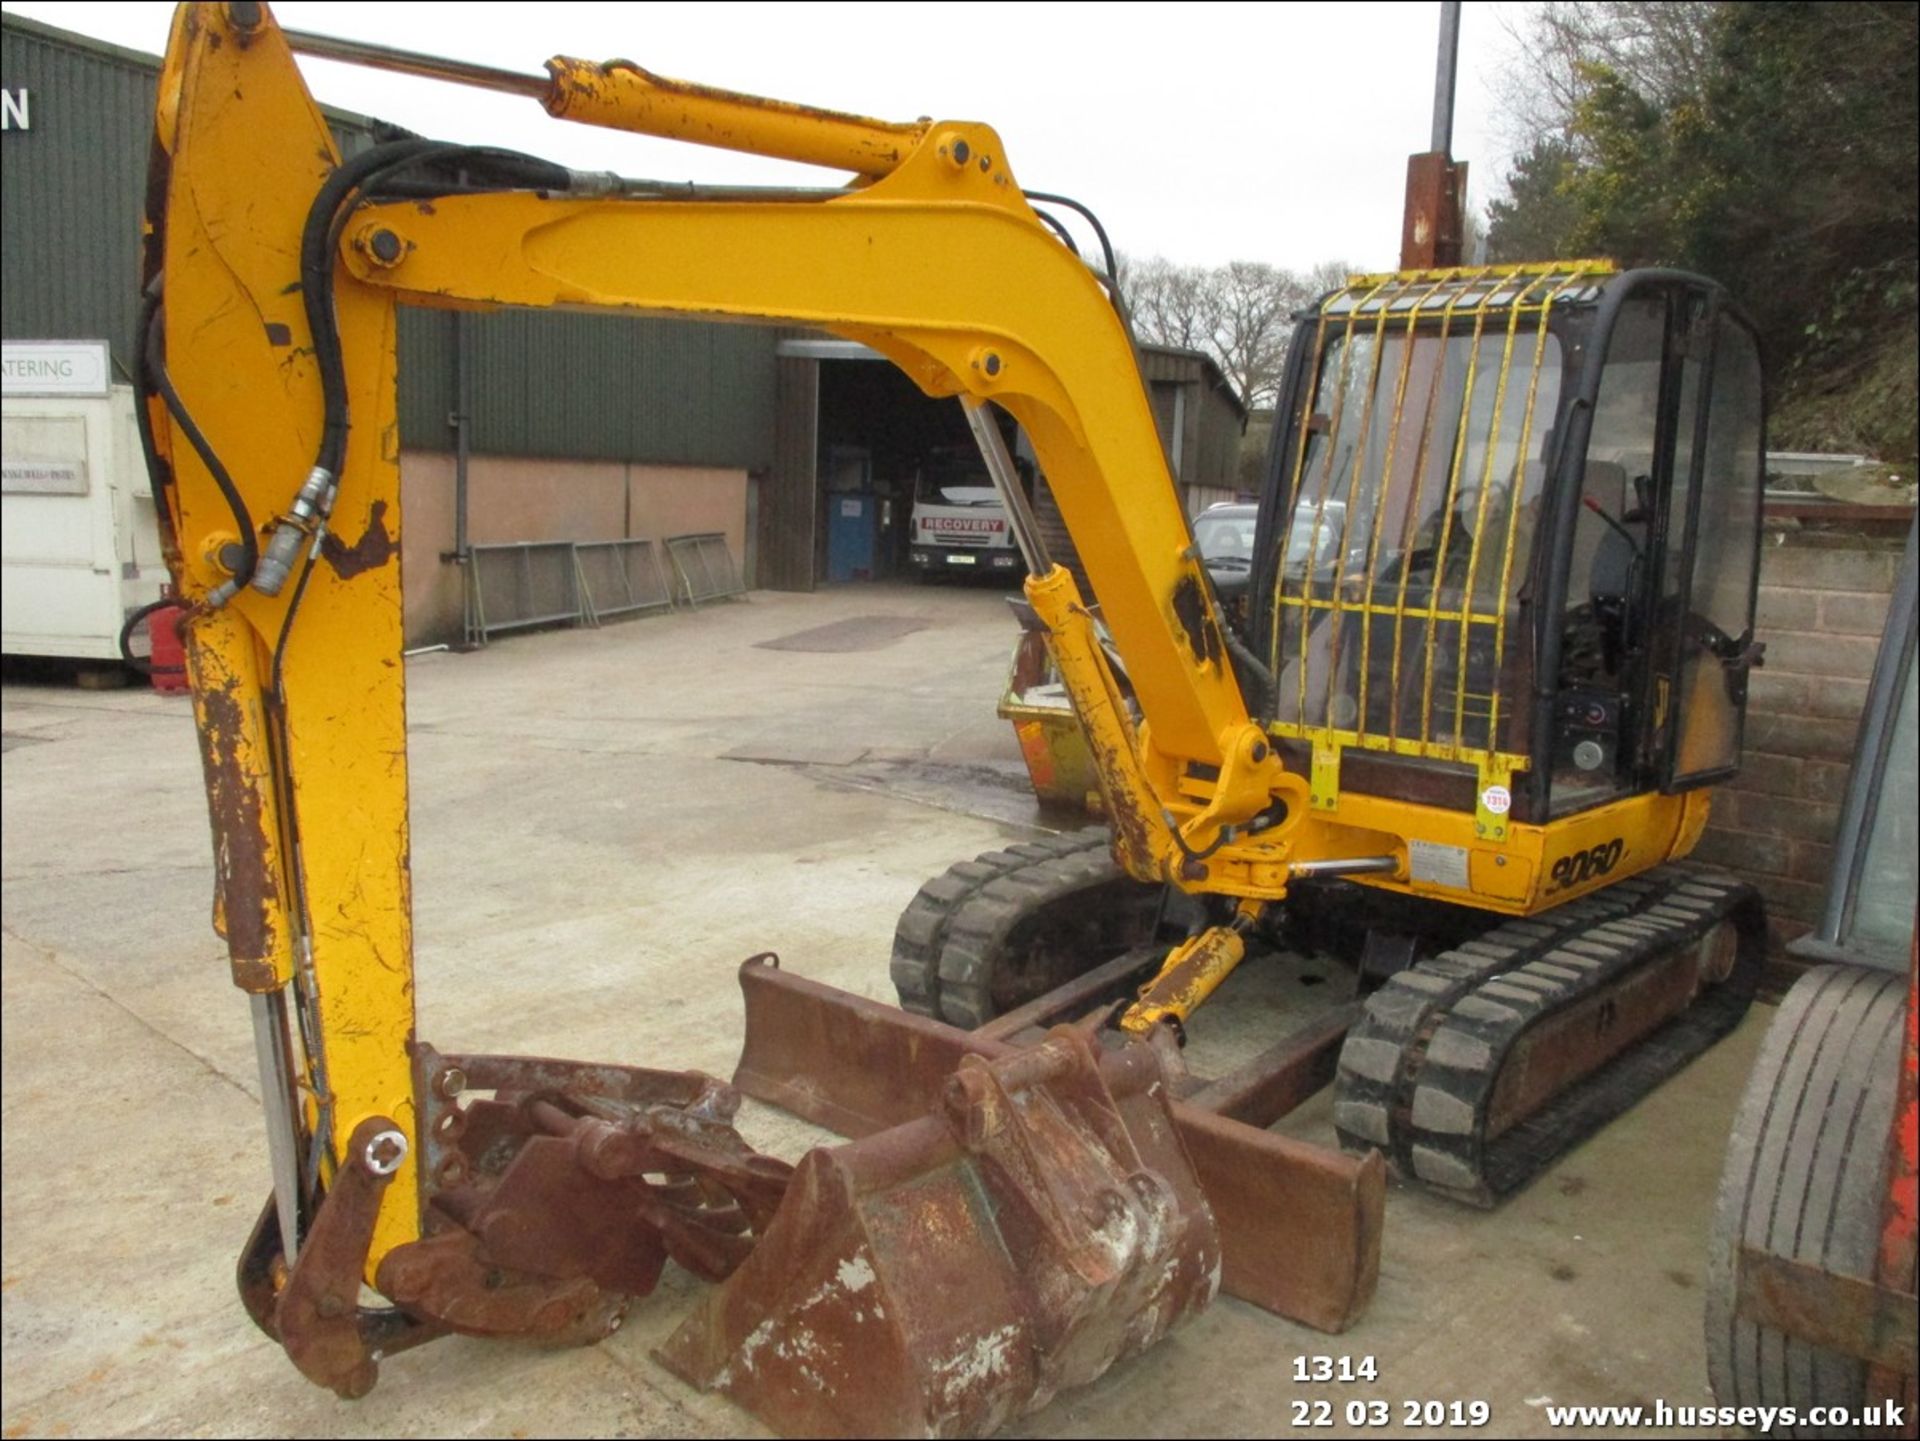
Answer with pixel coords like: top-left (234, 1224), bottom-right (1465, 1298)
top-left (1546, 837), bottom-right (1625, 894)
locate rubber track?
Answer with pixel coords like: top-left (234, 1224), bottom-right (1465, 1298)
top-left (889, 827), bottom-right (1113, 1020)
top-left (1334, 864), bottom-right (1765, 1206)
top-left (934, 839), bottom-right (1158, 1030)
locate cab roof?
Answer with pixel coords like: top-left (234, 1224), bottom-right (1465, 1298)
top-left (1316, 261), bottom-right (1619, 322)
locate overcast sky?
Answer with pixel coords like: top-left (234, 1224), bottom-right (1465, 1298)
top-left (5, 1), bottom-right (1531, 273)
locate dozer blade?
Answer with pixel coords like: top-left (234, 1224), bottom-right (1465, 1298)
top-left (659, 1028), bottom-right (1217, 1437)
top-left (717, 954), bottom-right (1383, 1335)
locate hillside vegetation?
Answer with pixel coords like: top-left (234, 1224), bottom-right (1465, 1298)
top-left (1487, 2), bottom-right (1917, 463)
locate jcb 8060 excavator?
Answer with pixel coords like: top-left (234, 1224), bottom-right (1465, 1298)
top-left (898, 257), bottom-right (1772, 1204)
top-left (144, 5), bottom-right (1766, 1435)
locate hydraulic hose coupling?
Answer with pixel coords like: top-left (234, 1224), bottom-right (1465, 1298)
top-left (253, 466), bottom-right (337, 597)
top-left (563, 168), bottom-right (628, 197)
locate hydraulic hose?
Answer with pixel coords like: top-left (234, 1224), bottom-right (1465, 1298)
top-left (144, 300), bottom-right (260, 603)
top-left (117, 595), bottom-right (182, 678)
top-left (254, 142), bottom-right (579, 598)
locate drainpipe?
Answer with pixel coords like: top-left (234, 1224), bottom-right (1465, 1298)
top-left (450, 165), bottom-right (474, 568)
top-left (446, 303), bottom-right (476, 649)
top-left (452, 308), bottom-right (471, 563)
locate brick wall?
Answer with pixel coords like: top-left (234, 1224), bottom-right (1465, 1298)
top-left (1691, 529), bottom-right (1905, 950)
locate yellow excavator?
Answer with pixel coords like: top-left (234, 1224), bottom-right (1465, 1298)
top-left (143, 5), bottom-right (1769, 1434)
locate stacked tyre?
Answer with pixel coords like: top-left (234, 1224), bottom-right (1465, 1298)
top-left (1705, 964), bottom-right (1912, 1438)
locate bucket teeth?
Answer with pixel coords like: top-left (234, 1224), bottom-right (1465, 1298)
top-left (658, 1029), bottom-right (1220, 1439)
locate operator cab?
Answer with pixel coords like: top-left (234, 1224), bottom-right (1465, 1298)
top-left (1250, 265), bottom-right (1766, 826)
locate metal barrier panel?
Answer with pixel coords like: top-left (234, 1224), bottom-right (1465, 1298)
top-left (464, 541), bottom-right (591, 648)
top-left (575, 539), bottom-right (674, 624)
top-left (666, 532), bottom-right (746, 607)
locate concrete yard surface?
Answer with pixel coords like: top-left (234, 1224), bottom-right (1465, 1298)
top-left (2, 581), bottom-right (1767, 1438)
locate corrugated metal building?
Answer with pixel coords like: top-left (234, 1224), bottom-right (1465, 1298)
top-left (770, 338), bottom-right (1246, 595)
top-left (1137, 346), bottom-right (1248, 513)
top-left (2, 12), bottom-right (776, 645)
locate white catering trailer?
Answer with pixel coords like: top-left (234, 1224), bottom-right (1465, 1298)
top-left (2, 340), bottom-right (168, 660)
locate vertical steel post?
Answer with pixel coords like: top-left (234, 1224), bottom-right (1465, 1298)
top-left (1431, 1), bottom-right (1462, 155)
top-left (1401, 1), bottom-right (1468, 270)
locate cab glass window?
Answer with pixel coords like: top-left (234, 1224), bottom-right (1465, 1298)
top-left (1273, 325), bottom-right (1561, 753)
top-left (1549, 294), bottom-right (1666, 813)
top-left (1668, 314), bottom-right (1764, 783)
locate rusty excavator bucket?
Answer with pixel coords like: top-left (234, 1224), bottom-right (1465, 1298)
top-left (720, 954), bottom-right (1383, 1336)
top-left (659, 1029), bottom-right (1218, 1437)
top-left (234, 954), bottom-right (1377, 1431)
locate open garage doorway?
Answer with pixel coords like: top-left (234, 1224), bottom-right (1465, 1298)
top-left (763, 337), bottom-right (1240, 592)
top-left (783, 340), bottom-right (1031, 586)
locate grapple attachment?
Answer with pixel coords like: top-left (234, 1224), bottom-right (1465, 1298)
top-left (237, 1049), bottom-right (797, 1398)
top-left (658, 1029), bottom-right (1219, 1438)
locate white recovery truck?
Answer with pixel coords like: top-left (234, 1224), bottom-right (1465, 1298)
top-left (907, 445), bottom-right (1031, 579)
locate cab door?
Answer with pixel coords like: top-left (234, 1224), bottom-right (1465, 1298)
top-left (1656, 306), bottom-right (1766, 788)
top-left (1545, 286), bottom-right (1671, 815)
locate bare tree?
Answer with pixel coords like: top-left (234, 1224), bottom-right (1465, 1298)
top-left (1462, 206), bottom-right (1488, 265)
top-left (1121, 255), bottom-right (1337, 409)
top-left (1123, 255), bottom-right (1213, 354)
top-left (1207, 262), bottom-right (1314, 410)
top-left (1305, 259), bottom-right (1362, 295)
top-left (1490, 1), bottom-right (1718, 152)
